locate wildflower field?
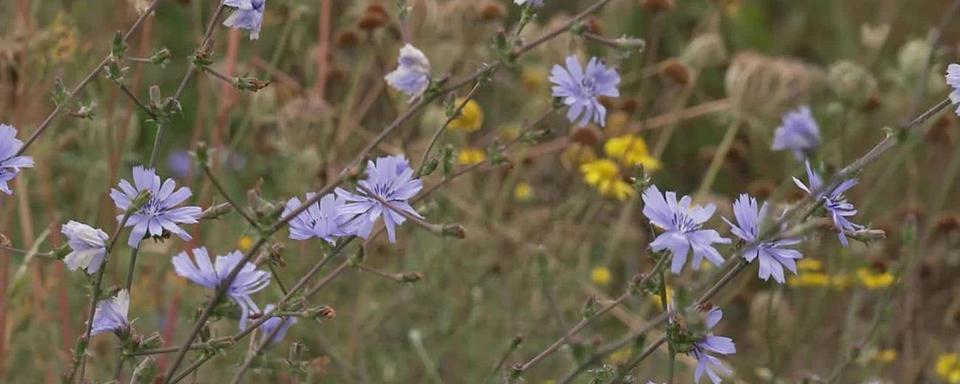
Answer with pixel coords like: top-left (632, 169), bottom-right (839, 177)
top-left (2, 0), bottom-right (960, 383)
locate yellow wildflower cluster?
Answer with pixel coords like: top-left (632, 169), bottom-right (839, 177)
top-left (580, 159), bottom-right (634, 201)
top-left (856, 267), bottom-right (895, 289)
top-left (604, 134), bottom-right (662, 171)
top-left (457, 147), bottom-right (487, 166)
top-left (788, 259), bottom-right (895, 290)
top-left (237, 235), bottom-right (254, 252)
top-left (937, 353), bottom-right (960, 383)
top-left (590, 266), bottom-right (612, 285)
top-left (449, 98), bottom-right (484, 132)
top-left (513, 182), bottom-right (533, 201)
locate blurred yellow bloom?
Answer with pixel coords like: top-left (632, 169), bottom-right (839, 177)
top-left (499, 124), bottom-right (521, 142)
top-left (604, 134), bottom-right (661, 170)
top-left (513, 182), bottom-right (533, 201)
top-left (875, 348), bottom-right (897, 364)
top-left (449, 98), bottom-right (484, 132)
top-left (237, 236), bottom-right (254, 252)
top-left (649, 286), bottom-right (673, 309)
top-left (591, 266), bottom-right (612, 285)
top-left (856, 268), bottom-right (894, 289)
top-left (580, 159), bottom-right (634, 201)
top-left (787, 272), bottom-right (830, 287)
top-left (521, 66), bottom-right (548, 91)
top-left (937, 353), bottom-right (960, 381)
top-left (797, 258), bottom-right (823, 272)
top-left (457, 147), bottom-right (487, 166)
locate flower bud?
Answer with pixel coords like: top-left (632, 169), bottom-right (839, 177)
top-left (659, 58), bottom-right (692, 86)
top-left (234, 76), bottom-right (270, 92)
top-left (400, 272), bottom-right (424, 283)
top-left (130, 190), bottom-right (152, 213)
top-left (441, 224), bottom-right (467, 239)
top-left (130, 357), bottom-right (157, 384)
top-left (681, 33), bottom-right (727, 69)
top-left (479, 1), bottom-right (506, 21)
top-left (149, 47), bottom-right (171, 67)
top-left (200, 202), bottom-right (233, 220)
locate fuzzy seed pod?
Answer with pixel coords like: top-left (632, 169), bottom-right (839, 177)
top-left (682, 33), bottom-right (728, 69)
top-left (826, 61), bottom-right (877, 105)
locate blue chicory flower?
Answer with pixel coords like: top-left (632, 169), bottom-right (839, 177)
top-left (336, 155), bottom-right (424, 243)
top-left (691, 308), bottom-right (736, 384)
top-left (946, 64), bottom-right (960, 115)
top-left (384, 44), bottom-right (432, 101)
top-left (550, 55), bottom-right (620, 126)
top-left (0, 123), bottom-right (34, 195)
top-left (282, 192), bottom-right (347, 244)
top-left (258, 304), bottom-right (297, 346)
top-left (61, 221), bottom-right (110, 274)
top-left (110, 166), bottom-right (202, 248)
top-left (793, 161), bottom-right (864, 246)
top-left (223, 0), bottom-right (265, 40)
top-left (642, 185), bottom-right (731, 274)
top-left (172, 247), bottom-right (270, 328)
top-left (90, 290), bottom-right (130, 337)
top-left (771, 106), bottom-right (820, 160)
top-left (723, 194), bottom-right (803, 284)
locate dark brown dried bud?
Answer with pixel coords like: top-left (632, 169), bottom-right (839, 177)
top-left (479, 2), bottom-right (507, 21)
top-left (365, 4), bottom-right (389, 18)
top-left (659, 58), bottom-right (692, 86)
top-left (357, 12), bottom-right (388, 31)
top-left (925, 114), bottom-right (955, 144)
top-left (598, 95), bottom-right (617, 111)
top-left (619, 97), bottom-right (639, 114)
top-left (583, 16), bottom-right (603, 35)
top-left (641, 0), bottom-right (676, 12)
top-left (934, 214), bottom-right (960, 233)
top-left (336, 30), bottom-right (360, 47)
top-left (569, 126), bottom-right (604, 146)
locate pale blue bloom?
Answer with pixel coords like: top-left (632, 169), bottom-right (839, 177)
top-left (723, 194), bottom-right (803, 284)
top-left (336, 155), bottom-right (424, 243)
top-left (172, 247), bottom-right (270, 328)
top-left (793, 161), bottom-right (864, 246)
top-left (771, 106), bottom-right (820, 160)
top-left (223, 0), bottom-right (265, 40)
top-left (61, 221), bottom-right (109, 274)
top-left (550, 55), bottom-right (620, 126)
top-left (514, 0), bottom-right (544, 6)
top-left (946, 64), bottom-right (960, 115)
top-left (642, 185), bottom-right (730, 274)
top-left (692, 308), bottom-right (736, 384)
top-left (90, 290), bottom-right (130, 337)
top-left (0, 124), bottom-right (34, 195)
top-left (110, 166), bottom-right (202, 248)
top-left (258, 304), bottom-right (297, 345)
top-left (282, 193), bottom-right (347, 244)
top-left (384, 44), bottom-right (432, 101)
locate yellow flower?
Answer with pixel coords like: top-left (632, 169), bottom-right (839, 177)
top-left (521, 66), bottom-right (548, 91)
top-left (950, 369), bottom-right (960, 384)
top-left (457, 147), bottom-right (487, 166)
top-left (648, 286), bottom-right (674, 309)
top-left (604, 134), bottom-right (662, 170)
top-left (875, 348), bottom-right (897, 364)
top-left (856, 268), bottom-right (894, 289)
top-left (936, 353), bottom-right (958, 378)
top-left (449, 98), bottom-right (484, 132)
top-left (591, 266), bottom-right (612, 286)
top-left (797, 258), bottom-right (823, 272)
top-left (513, 182), bottom-right (533, 201)
top-left (580, 159), bottom-right (634, 201)
top-left (787, 272), bottom-right (830, 287)
top-left (237, 236), bottom-right (254, 252)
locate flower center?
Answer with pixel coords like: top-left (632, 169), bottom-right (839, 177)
top-left (673, 210), bottom-right (700, 233)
